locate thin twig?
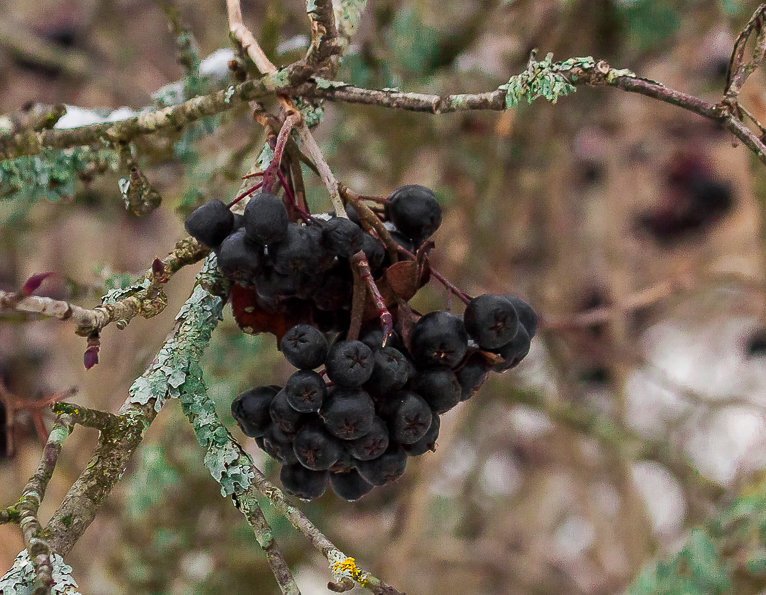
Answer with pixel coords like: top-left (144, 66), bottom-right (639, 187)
top-left (725, 3), bottom-right (766, 104)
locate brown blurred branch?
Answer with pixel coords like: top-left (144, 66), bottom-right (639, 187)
top-left (0, 237), bottom-right (209, 336)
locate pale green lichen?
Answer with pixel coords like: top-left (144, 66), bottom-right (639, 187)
top-left (128, 256), bottom-right (224, 412)
top-left (500, 54), bottom-right (595, 109)
top-left (0, 550), bottom-right (80, 595)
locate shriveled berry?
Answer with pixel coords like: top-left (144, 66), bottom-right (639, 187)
top-left (243, 192), bottom-right (288, 245)
top-left (280, 463), bottom-right (328, 500)
top-left (390, 391), bottom-right (432, 444)
top-left (347, 416), bottom-right (389, 461)
top-left (456, 353), bottom-right (491, 401)
top-left (330, 469), bottom-right (374, 501)
top-left (403, 412), bottom-right (440, 456)
top-left (322, 216), bottom-right (364, 257)
top-left (504, 295), bottom-right (538, 338)
top-left (281, 324), bottom-right (328, 369)
top-left (386, 185), bottom-right (442, 244)
top-left (325, 340), bottom-right (374, 387)
top-left (411, 368), bottom-right (461, 413)
top-left (270, 223), bottom-right (328, 276)
top-left (293, 422), bottom-right (343, 470)
top-left (366, 347), bottom-right (410, 395)
top-left (231, 385), bottom-right (279, 437)
top-left (312, 265), bottom-right (353, 312)
top-left (464, 294), bottom-right (520, 349)
top-left (216, 228), bottom-right (262, 284)
top-left (185, 199), bottom-right (234, 247)
top-left (269, 389), bottom-right (308, 434)
top-left (491, 325), bottom-right (531, 372)
top-left (285, 370), bottom-right (327, 412)
top-left (410, 311), bottom-right (468, 368)
top-left (357, 446), bottom-right (407, 486)
top-left (320, 387), bottom-right (375, 440)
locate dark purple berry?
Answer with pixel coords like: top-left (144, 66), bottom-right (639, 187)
top-left (347, 416), bottom-right (389, 461)
top-left (410, 311), bottom-right (468, 368)
top-left (285, 370), bottom-right (327, 412)
top-left (366, 347), bottom-right (410, 395)
top-left (216, 228), bottom-right (262, 284)
top-left (325, 340), bottom-right (374, 387)
top-left (746, 328), bottom-right (766, 357)
top-left (244, 192), bottom-right (288, 245)
top-left (357, 446), bottom-right (407, 486)
top-left (184, 199), bottom-right (234, 248)
top-left (322, 217), bottom-right (364, 258)
top-left (390, 391), bottom-right (432, 444)
top-left (411, 368), bottom-right (461, 414)
top-left (293, 422), bottom-right (343, 470)
top-left (403, 412), bottom-right (440, 456)
top-left (386, 185), bottom-right (442, 244)
top-left (464, 294), bottom-right (520, 350)
top-left (360, 327), bottom-right (403, 352)
top-left (504, 295), bottom-right (538, 338)
top-left (261, 424), bottom-right (298, 464)
top-left (330, 469), bottom-right (374, 501)
top-left (270, 223), bottom-right (328, 276)
top-left (320, 387), bottom-right (375, 440)
top-left (231, 385), bottom-right (279, 437)
top-left (361, 233), bottom-right (385, 272)
top-left (269, 389), bottom-right (308, 434)
top-left (491, 325), bottom-right (531, 372)
top-left (280, 463), bottom-right (328, 500)
top-left (456, 353), bottom-right (491, 401)
top-left (281, 324), bottom-right (328, 370)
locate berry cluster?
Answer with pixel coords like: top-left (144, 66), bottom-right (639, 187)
top-left (185, 183), bottom-right (536, 501)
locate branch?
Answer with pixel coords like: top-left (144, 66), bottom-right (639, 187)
top-left (304, 0), bottom-right (341, 69)
top-left (725, 3), bottom-right (766, 104)
top-left (17, 418), bottom-right (73, 595)
top-left (226, 0), bottom-right (278, 76)
top-left (44, 256), bottom-right (227, 555)
top-left (0, 65), bottom-right (311, 161)
top-left (0, 237), bottom-right (209, 336)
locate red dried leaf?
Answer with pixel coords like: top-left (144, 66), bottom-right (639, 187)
top-left (21, 272), bottom-right (55, 296)
top-left (83, 347), bottom-right (99, 370)
top-left (230, 285), bottom-right (313, 342)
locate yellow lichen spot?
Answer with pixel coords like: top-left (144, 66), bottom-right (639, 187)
top-left (331, 557), bottom-right (366, 584)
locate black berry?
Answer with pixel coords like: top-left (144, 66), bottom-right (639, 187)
top-left (403, 412), bottom-right (440, 456)
top-left (322, 216), bottom-right (364, 257)
top-left (216, 228), bottom-right (262, 284)
top-left (293, 422), bottom-right (343, 470)
top-left (281, 324), bottom-right (328, 370)
top-left (504, 295), bottom-right (538, 338)
top-left (346, 416), bottom-right (390, 461)
top-left (410, 311), bottom-right (468, 368)
top-left (330, 469), bottom-right (374, 501)
top-left (244, 192), bottom-right (288, 245)
top-left (280, 463), bottom-right (328, 500)
top-left (184, 199), bottom-right (235, 248)
top-left (356, 446), bottom-right (407, 486)
top-left (411, 368), bottom-right (461, 414)
top-left (366, 347), bottom-right (410, 394)
top-left (320, 387), bottom-right (375, 440)
top-left (464, 294), bottom-right (519, 350)
top-left (456, 353), bottom-right (491, 401)
top-left (285, 370), bottom-right (327, 412)
top-left (325, 340), bottom-right (374, 387)
top-left (386, 185), bottom-right (442, 244)
top-left (269, 389), bottom-right (307, 434)
top-left (491, 325), bottom-right (531, 372)
top-left (390, 391), bottom-right (433, 444)
top-left (231, 385), bottom-right (279, 437)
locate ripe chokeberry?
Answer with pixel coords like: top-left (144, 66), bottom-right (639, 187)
top-left (216, 228), bottom-right (262, 284)
top-left (321, 216), bottom-right (364, 257)
top-left (504, 295), bottom-right (538, 338)
top-left (243, 192), bottom-right (288, 245)
top-left (389, 391), bottom-right (433, 444)
top-left (281, 324), bottom-right (328, 370)
top-left (456, 353), bottom-right (491, 401)
top-left (491, 325), bottom-right (531, 372)
top-left (356, 446), bottom-right (407, 486)
top-left (366, 346), bottom-right (411, 395)
top-left (386, 185), bottom-right (442, 244)
top-left (464, 294), bottom-right (519, 349)
top-left (185, 199), bottom-right (234, 248)
top-left (411, 368), bottom-right (461, 414)
top-left (320, 387), bottom-right (375, 440)
top-left (402, 412), bottom-right (440, 456)
top-left (410, 311), bottom-right (468, 368)
top-left (293, 422), bottom-right (343, 470)
top-left (285, 370), bottom-right (327, 413)
top-left (330, 469), bottom-right (374, 501)
top-left (280, 463), bottom-right (328, 500)
top-left (269, 389), bottom-right (308, 434)
top-left (346, 416), bottom-right (390, 461)
top-left (325, 340), bottom-right (374, 387)
top-left (231, 385), bottom-right (279, 437)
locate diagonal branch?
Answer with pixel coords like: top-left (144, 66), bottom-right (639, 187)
top-left (725, 3), bottom-right (766, 104)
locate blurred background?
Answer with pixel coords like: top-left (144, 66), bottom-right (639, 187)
top-left (2, 0), bottom-right (766, 593)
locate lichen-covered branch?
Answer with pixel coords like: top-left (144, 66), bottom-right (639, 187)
top-left (724, 3), bottom-right (766, 105)
top-left (44, 256), bottom-right (227, 556)
top-left (50, 402), bottom-right (122, 432)
top-left (0, 237), bottom-right (209, 336)
top-left (304, 0), bottom-right (341, 69)
top-left (16, 417), bottom-right (73, 595)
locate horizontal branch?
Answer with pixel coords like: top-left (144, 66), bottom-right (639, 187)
top-left (0, 237), bottom-right (209, 336)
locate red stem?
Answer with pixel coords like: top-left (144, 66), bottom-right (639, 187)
top-left (241, 171), bottom-right (264, 179)
top-left (277, 169), bottom-right (312, 222)
top-left (262, 113), bottom-right (300, 194)
top-left (352, 252), bottom-right (393, 345)
top-left (227, 181), bottom-right (263, 208)
top-left (397, 246), bottom-right (471, 305)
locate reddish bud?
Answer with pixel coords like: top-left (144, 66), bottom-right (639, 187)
top-left (21, 272), bottom-right (55, 296)
top-left (83, 348), bottom-right (99, 370)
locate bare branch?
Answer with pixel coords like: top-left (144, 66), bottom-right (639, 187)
top-left (226, 0), bottom-right (278, 75)
top-left (725, 3), bottom-right (766, 103)
top-left (304, 0), bottom-right (341, 69)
